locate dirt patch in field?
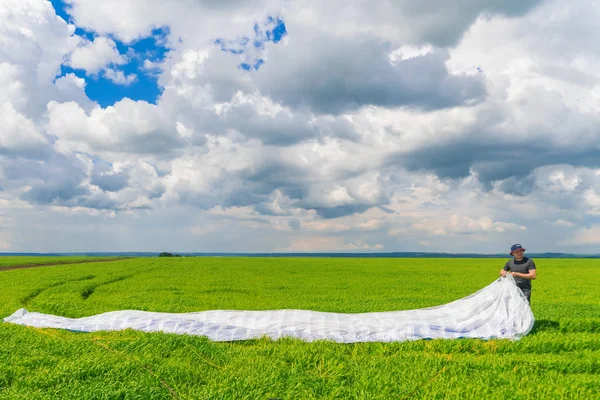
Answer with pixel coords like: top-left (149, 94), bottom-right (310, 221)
top-left (0, 258), bottom-right (133, 272)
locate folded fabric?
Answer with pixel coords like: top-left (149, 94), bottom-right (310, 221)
top-left (3, 275), bottom-right (534, 343)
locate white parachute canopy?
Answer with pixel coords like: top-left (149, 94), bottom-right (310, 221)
top-left (4, 275), bottom-right (534, 343)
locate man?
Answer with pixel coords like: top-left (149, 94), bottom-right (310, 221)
top-left (499, 244), bottom-right (537, 304)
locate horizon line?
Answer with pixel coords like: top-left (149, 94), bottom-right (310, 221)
top-left (1, 251), bottom-right (599, 257)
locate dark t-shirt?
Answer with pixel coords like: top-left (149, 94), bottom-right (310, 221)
top-left (504, 257), bottom-right (536, 289)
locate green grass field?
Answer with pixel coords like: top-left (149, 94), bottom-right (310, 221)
top-left (0, 256), bottom-right (125, 268)
top-left (1, 257), bottom-right (599, 399)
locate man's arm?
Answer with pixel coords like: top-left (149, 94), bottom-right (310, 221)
top-left (510, 269), bottom-right (537, 280)
top-left (512, 259), bottom-right (537, 280)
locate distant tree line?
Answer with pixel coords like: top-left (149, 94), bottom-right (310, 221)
top-left (158, 252), bottom-right (182, 257)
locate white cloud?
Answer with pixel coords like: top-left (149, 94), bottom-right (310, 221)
top-left (301, 220), bottom-right (352, 233)
top-left (0, 212), bottom-right (14, 250)
top-left (275, 236), bottom-right (383, 252)
top-left (412, 215), bottom-right (527, 236)
top-left (4, 0), bottom-right (600, 253)
top-left (209, 205), bottom-right (260, 219)
top-left (0, 62), bottom-right (26, 110)
top-left (358, 219), bottom-right (383, 230)
top-left (103, 68), bottom-right (137, 85)
top-left (0, 0), bottom-right (82, 120)
top-left (68, 36), bottom-right (125, 74)
top-left (0, 103), bottom-right (48, 154)
top-left (553, 219), bottom-right (575, 227)
top-left (46, 98), bottom-right (182, 154)
top-left (390, 45), bottom-right (434, 62)
top-left (584, 190), bottom-right (600, 215)
top-left (325, 187), bottom-right (355, 207)
top-left (143, 59), bottom-right (160, 71)
top-left (62, 0), bottom-right (285, 44)
top-left (59, 0), bottom-right (545, 49)
top-left (562, 226), bottom-right (600, 246)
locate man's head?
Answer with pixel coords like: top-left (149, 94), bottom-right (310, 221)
top-left (510, 243), bottom-right (526, 257)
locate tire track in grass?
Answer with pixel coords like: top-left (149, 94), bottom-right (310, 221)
top-left (80, 265), bottom-right (164, 300)
top-left (0, 258), bottom-right (132, 272)
top-left (20, 275), bottom-right (96, 306)
top-left (19, 262), bottom-right (164, 305)
top-left (81, 275), bottom-right (135, 300)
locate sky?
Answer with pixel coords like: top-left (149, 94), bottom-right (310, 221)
top-left (1, 0), bottom-right (600, 253)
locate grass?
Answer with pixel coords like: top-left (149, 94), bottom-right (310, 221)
top-left (0, 257), bottom-right (599, 399)
top-left (0, 256), bottom-right (125, 268)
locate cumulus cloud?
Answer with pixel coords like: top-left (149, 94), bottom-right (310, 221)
top-left (412, 215), bottom-right (527, 236)
top-left (67, 36), bottom-right (125, 74)
top-left (62, 0), bottom-right (544, 46)
top-left (0, 0), bottom-right (82, 119)
top-left (284, 0), bottom-right (545, 47)
top-left (254, 31), bottom-right (486, 114)
top-left (275, 236), bottom-right (384, 252)
top-left (17, 153), bottom-right (90, 206)
top-left (561, 226), bottom-right (600, 246)
top-left (382, 84), bottom-right (600, 189)
top-left (46, 99), bottom-right (185, 154)
top-left (0, 103), bottom-right (49, 156)
top-left (62, 0), bottom-right (284, 44)
top-left (90, 162), bottom-right (129, 192)
top-left (103, 69), bottom-right (137, 85)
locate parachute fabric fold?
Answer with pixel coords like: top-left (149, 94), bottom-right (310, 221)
top-left (3, 275), bottom-right (534, 342)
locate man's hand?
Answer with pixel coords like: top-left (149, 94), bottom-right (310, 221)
top-left (500, 269), bottom-right (508, 277)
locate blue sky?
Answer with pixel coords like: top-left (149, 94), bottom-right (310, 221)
top-left (49, 0), bottom-right (287, 107)
top-left (50, 0), bottom-right (169, 107)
